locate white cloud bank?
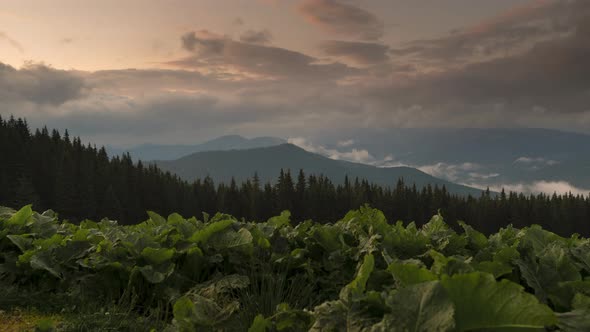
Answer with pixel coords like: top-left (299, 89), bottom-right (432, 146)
top-left (514, 156), bottom-right (559, 166)
top-left (288, 137), bottom-right (374, 163)
top-left (464, 181), bottom-right (590, 196)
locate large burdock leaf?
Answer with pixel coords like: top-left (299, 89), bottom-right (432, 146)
top-left (311, 254), bottom-right (379, 331)
top-left (6, 205), bottom-right (33, 226)
top-left (141, 247), bottom-right (175, 265)
top-left (570, 240), bottom-right (590, 273)
top-left (378, 281), bottom-right (454, 332)
top-left (137, 263), bottom-right (175, 283)
top-left (248, 314), bottom-right (272, 332)
top-left (517, 243), bottom-right (581, 308)
top-left (6, 234), bottom-right (34, 252)
top-left (30, 251), bottom-right (63, 279)
top-left (388, 262), bottom-right (437, 286)
top-left (458, 221), bottom-right (488, 250)
top-left (557, 310), bottom-right (590, 332)
top-left (339, 254), bottom-right (375, 303)
top-left (441, 272), bottom-right (557, 331)
top-left (212, 228), bottom-right (253, 251)
top-left (189, 219), bottom-right (234, 244)
top-left (172, 290), bottom-right (241, 330)
top-left (267, 211), bottom-right (291, 229)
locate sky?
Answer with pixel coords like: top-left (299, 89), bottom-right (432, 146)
top-left (1, 0), bottom-right (590, 146)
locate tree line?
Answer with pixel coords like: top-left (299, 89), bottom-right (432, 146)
top-left (1, 116), bottom-right (589, 235)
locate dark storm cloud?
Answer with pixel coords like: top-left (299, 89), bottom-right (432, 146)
top-left (180, 30), bottom-right (225, 54)
top-left (50, 95), bottom-right (239, 136)
top-left (0, 62), bottom-right (87, 105)
top-left (169, 30), bottom-right (361, 80)
top-left (370, 0), bottom-right (590, 115)
top-left (390, 0), bottom-right (580, 67)
top-left (319, 40), bottom-right (389, 64)
top-left (239, 29), bottom-right (273, 45)
top-left (298, 0), bottom-right (384, 40)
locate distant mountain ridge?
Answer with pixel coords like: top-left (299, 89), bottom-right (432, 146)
top-left (107, 135), bottom-right (285, 161)
top-left (154, 143), bottom-right (485, 196)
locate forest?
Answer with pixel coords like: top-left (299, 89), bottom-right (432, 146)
top-left (1, 116), bottom-right (589, 236)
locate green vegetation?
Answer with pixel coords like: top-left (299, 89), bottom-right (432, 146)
top-left (2, 205), bottom-right (590, 331)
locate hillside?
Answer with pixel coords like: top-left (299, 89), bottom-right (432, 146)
top-left (155, 143), bottom-right (484, 196)
top-left (107, 135), bottom-right (285, 161)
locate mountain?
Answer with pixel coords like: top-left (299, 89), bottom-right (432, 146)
top-left (154, 144), bottom-right (485, 196)
top-left (107, 135), bottom-right (285, 161)
top-left (315, 128), bottom-right (590, 191)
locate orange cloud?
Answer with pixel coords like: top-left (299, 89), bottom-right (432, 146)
top-left (298, 0), bottom-right (384, 40)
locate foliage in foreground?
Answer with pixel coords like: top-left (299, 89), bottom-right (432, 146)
top-left (1, 205), bottom-right (590, 331)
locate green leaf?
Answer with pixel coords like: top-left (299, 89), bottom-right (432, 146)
top-left (473, 260), bottom-right (513, 278)
top-left (379, 281), bottom-right (454, 332)
top-left (572, 293), bottom-right (590, 309)
top-left (167, 212), bottom-right (185, 225)
top-left (441, 272), bottom-right (557, 331)
top-left (189, 219), bottom-right (234, 244)
top-left (340, 254), bottom-right (375, 303)
top-left (388, 262), bottom-right (437, 286)
top-left (212, 228), bottom-right (253, 251)
top-left (517, 243), bottom-right (581, 307)
top-left (172, 296), bottom-right (197, 331)
top-left (147, 211), bottom-right (166, 225)
top-left (311, 225), bottom-right (341, 253)
top-left (248, 314), bottom-right (272, 332)
top-left (7, 205), bottom-right (33, 226)
top-left (267, 211), bottom-right (291, 229)
top-left (6, 234), bottom-right (34, 252)
top-left (557, 309), bottom-right (590, 332)
top-left (458, 220), bottom-right (488, 250)
top-left (138, 263), bottom-right (175, 283)
top-left (309, 300), bottom-right (348, 331)
top-left (570, 241), bottom-right (590, 273)
top-left (30, 252), bottom-right (63, 279)
top-left (141, 247), bottom-right (175, 265)
top-left (274, 304), bottom-right (314, 331)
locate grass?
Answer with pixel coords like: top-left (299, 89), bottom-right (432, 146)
top-left (0, 308), bottom-right (61, 332)
top-left (0, 285), bottom-right (167, 332)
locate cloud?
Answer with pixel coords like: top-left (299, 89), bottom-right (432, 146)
top-left (0, 31), bottom-right (24, 53)
top-left (298, 0), bottom-right (384, 40)
top-left (361, 0), bottom-right (590, 130)
top-left (337, 139), bottom-right (354, 147)
top-left (169, 30), bottom-right (361, 81)
top-left (17, 90), bottom-right (301, 146)
top-left (0, 62), bottom-right (87, 106)
top-left (467, 180), bottom-right (590, 195)
top-left (515, 156), bottom-right (559, 166)
top-left (319, 40), bottom-right (390, 64)
top-left (288, 137), bottom-right (374, 163)
top-left (5, 1), bottom-right (590, 149)
top-left (233, 17), bottom-right (244, 26)
top-left (390, 0), bottom-right (575, 68)
top-left (5, 63), bottom-right (367, 146)
top-left (287, 137), bottom-right (411, 167)
top-left (239, 29), bottom-right (273, 45)
top-left (418, 162), bottom-right (482, 182)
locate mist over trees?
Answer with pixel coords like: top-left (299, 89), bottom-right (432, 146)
top-left (1, 116), bottom-right (589, 236)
